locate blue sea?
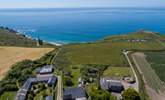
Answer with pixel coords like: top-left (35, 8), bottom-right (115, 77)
top-left (0, 8), bottom-right (165, 44)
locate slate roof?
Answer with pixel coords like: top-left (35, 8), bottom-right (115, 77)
top-left (22, 78), bottom-right (37, 91)
top-left (108, 81), bottom-right (124, 93)
top-left (38, 65), bottom-right (54, 74)
top-left (14, 94), bottom-right (26, 100)
top-left (46, 96), bottom-right (53, 100)
top-left (15, 75), bottom-right (57, 100)
top-left (48, 76), bottom-right (57, 86)
top-left (63, 87), bottom-right (86, 100)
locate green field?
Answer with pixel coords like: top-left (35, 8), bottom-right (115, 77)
top-left (0, 91), bottom-right (16, 100)
top-left (103, 67), bottom-right (133, 79)
top-left (64, 32), bottom-right (164, 66)
top-left (132, 52), bottom-right (165, 92)
top-left (145, 52), bottom-right (165, 82)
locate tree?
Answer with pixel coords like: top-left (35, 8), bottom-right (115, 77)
top-left (122, 88), bottom-right (141, 100)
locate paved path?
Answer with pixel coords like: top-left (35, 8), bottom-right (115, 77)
top-left (51, 48), bottom-right (62, 64)
top-left (123, 51), bottom-right (139, 92)
top-left (50, 47), bottom-right (63, 100)
top-left (57, 75), bottom-right (62, 100)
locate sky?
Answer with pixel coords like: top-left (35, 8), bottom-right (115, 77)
top-left (0, 0), bottom-right (165, 8)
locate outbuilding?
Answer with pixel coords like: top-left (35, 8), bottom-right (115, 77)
top-left (37, 65), bottom-right (54, 74)
top-left (63, 87), bottom-right (87, 100)
top-left (46, 96), bottom-right (53, 100)
top-left (100, 77), bottom-right (124, 93)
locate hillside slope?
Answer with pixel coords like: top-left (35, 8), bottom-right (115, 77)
top-left (0, 27), bottom-right (38, 47)
top-left (62, 31), bottom-right (165, 66)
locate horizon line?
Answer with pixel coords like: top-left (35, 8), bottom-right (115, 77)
top-left (0, 6), bottom-right (165, 9)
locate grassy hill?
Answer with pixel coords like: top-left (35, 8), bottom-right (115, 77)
top-left (0, 27), bottom-right (36, 47)
top-left (63, 31), bottom-right (165, 66)
top-left (0, 27), bottom-right (53, 47)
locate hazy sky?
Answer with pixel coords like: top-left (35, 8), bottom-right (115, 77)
top-left (0, 0), bottom-right (165, 8)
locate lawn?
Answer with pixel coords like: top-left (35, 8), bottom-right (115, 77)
top-left (0, 46), bottom-right (54, 80)
top-left (103, 67), bottom-right (133, 79)
top-left (0, 91), bottom-right (16, 100)
top-left (70, 65), bottom-right (82, 86)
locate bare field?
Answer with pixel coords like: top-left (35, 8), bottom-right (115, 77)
top-left (0, 46), bottom-right (54, 80)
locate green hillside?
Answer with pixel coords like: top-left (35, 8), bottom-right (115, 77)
top-left (0, 27), bottom-right (53, 47)
top-left (63, 31), bottom-right (165, 66)
top-left (0, 27), bottom-right (36, 47)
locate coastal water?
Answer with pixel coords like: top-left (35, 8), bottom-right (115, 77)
top-left (0, 8), bottom-right (165, 44)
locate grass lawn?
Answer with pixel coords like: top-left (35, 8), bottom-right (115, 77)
top-left (70, 65), bottom-right (81, 87)
top-left (0, 91), bottom-right (16, 100)
top-left (63, 32), bottom-right (165, 68)
top-left (103, 67), bottom-right (133, 79)
top-left (33, 87), bottom-right (52, 100)
top-left (65, 34), bottom-right (163, 66)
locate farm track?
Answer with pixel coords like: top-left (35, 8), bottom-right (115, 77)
top-left (50, 48), bottom-right (63, 100)
top-left (123, 51), bottom-right (139, 92)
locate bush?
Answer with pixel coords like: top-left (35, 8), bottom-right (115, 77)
top-left (27, 92), bottom-right (34, 100)
top-left (64, 76), bottom-right (74, 86)
top-left (80, 64), bottom-right (108, 83)
top-left (87, 85), bottom-right (114, 100)
top-left (122, 88), bottom-right (141, 100)
top-left (3, 84), bottom-right (18, 91)
top-left (0, 87), bottom-right (4, 95)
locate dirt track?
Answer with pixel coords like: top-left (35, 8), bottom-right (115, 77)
top-left (0, 46), bottom-right (54, 80)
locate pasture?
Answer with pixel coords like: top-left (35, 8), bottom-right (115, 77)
top-left (64, 32), bottom-right (164, 66)
top-left (0, 46), bottom-right (54, 80)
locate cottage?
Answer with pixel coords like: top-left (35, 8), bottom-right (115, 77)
top-left (100, 78), bottom-right (124, 93)
top-left (63, 87), bottom-right (87, 100)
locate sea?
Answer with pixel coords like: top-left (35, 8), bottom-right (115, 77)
top-left (0, 7), bottom-right (165, 44)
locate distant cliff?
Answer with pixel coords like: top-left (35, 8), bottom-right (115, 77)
top-left (0, 27), bottom-right (53, 47)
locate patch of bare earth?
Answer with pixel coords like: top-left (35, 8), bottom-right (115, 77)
top-left (132, 52), bottom-right (165, 100)
top-left (0, 46), bottom-right (54, 80)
